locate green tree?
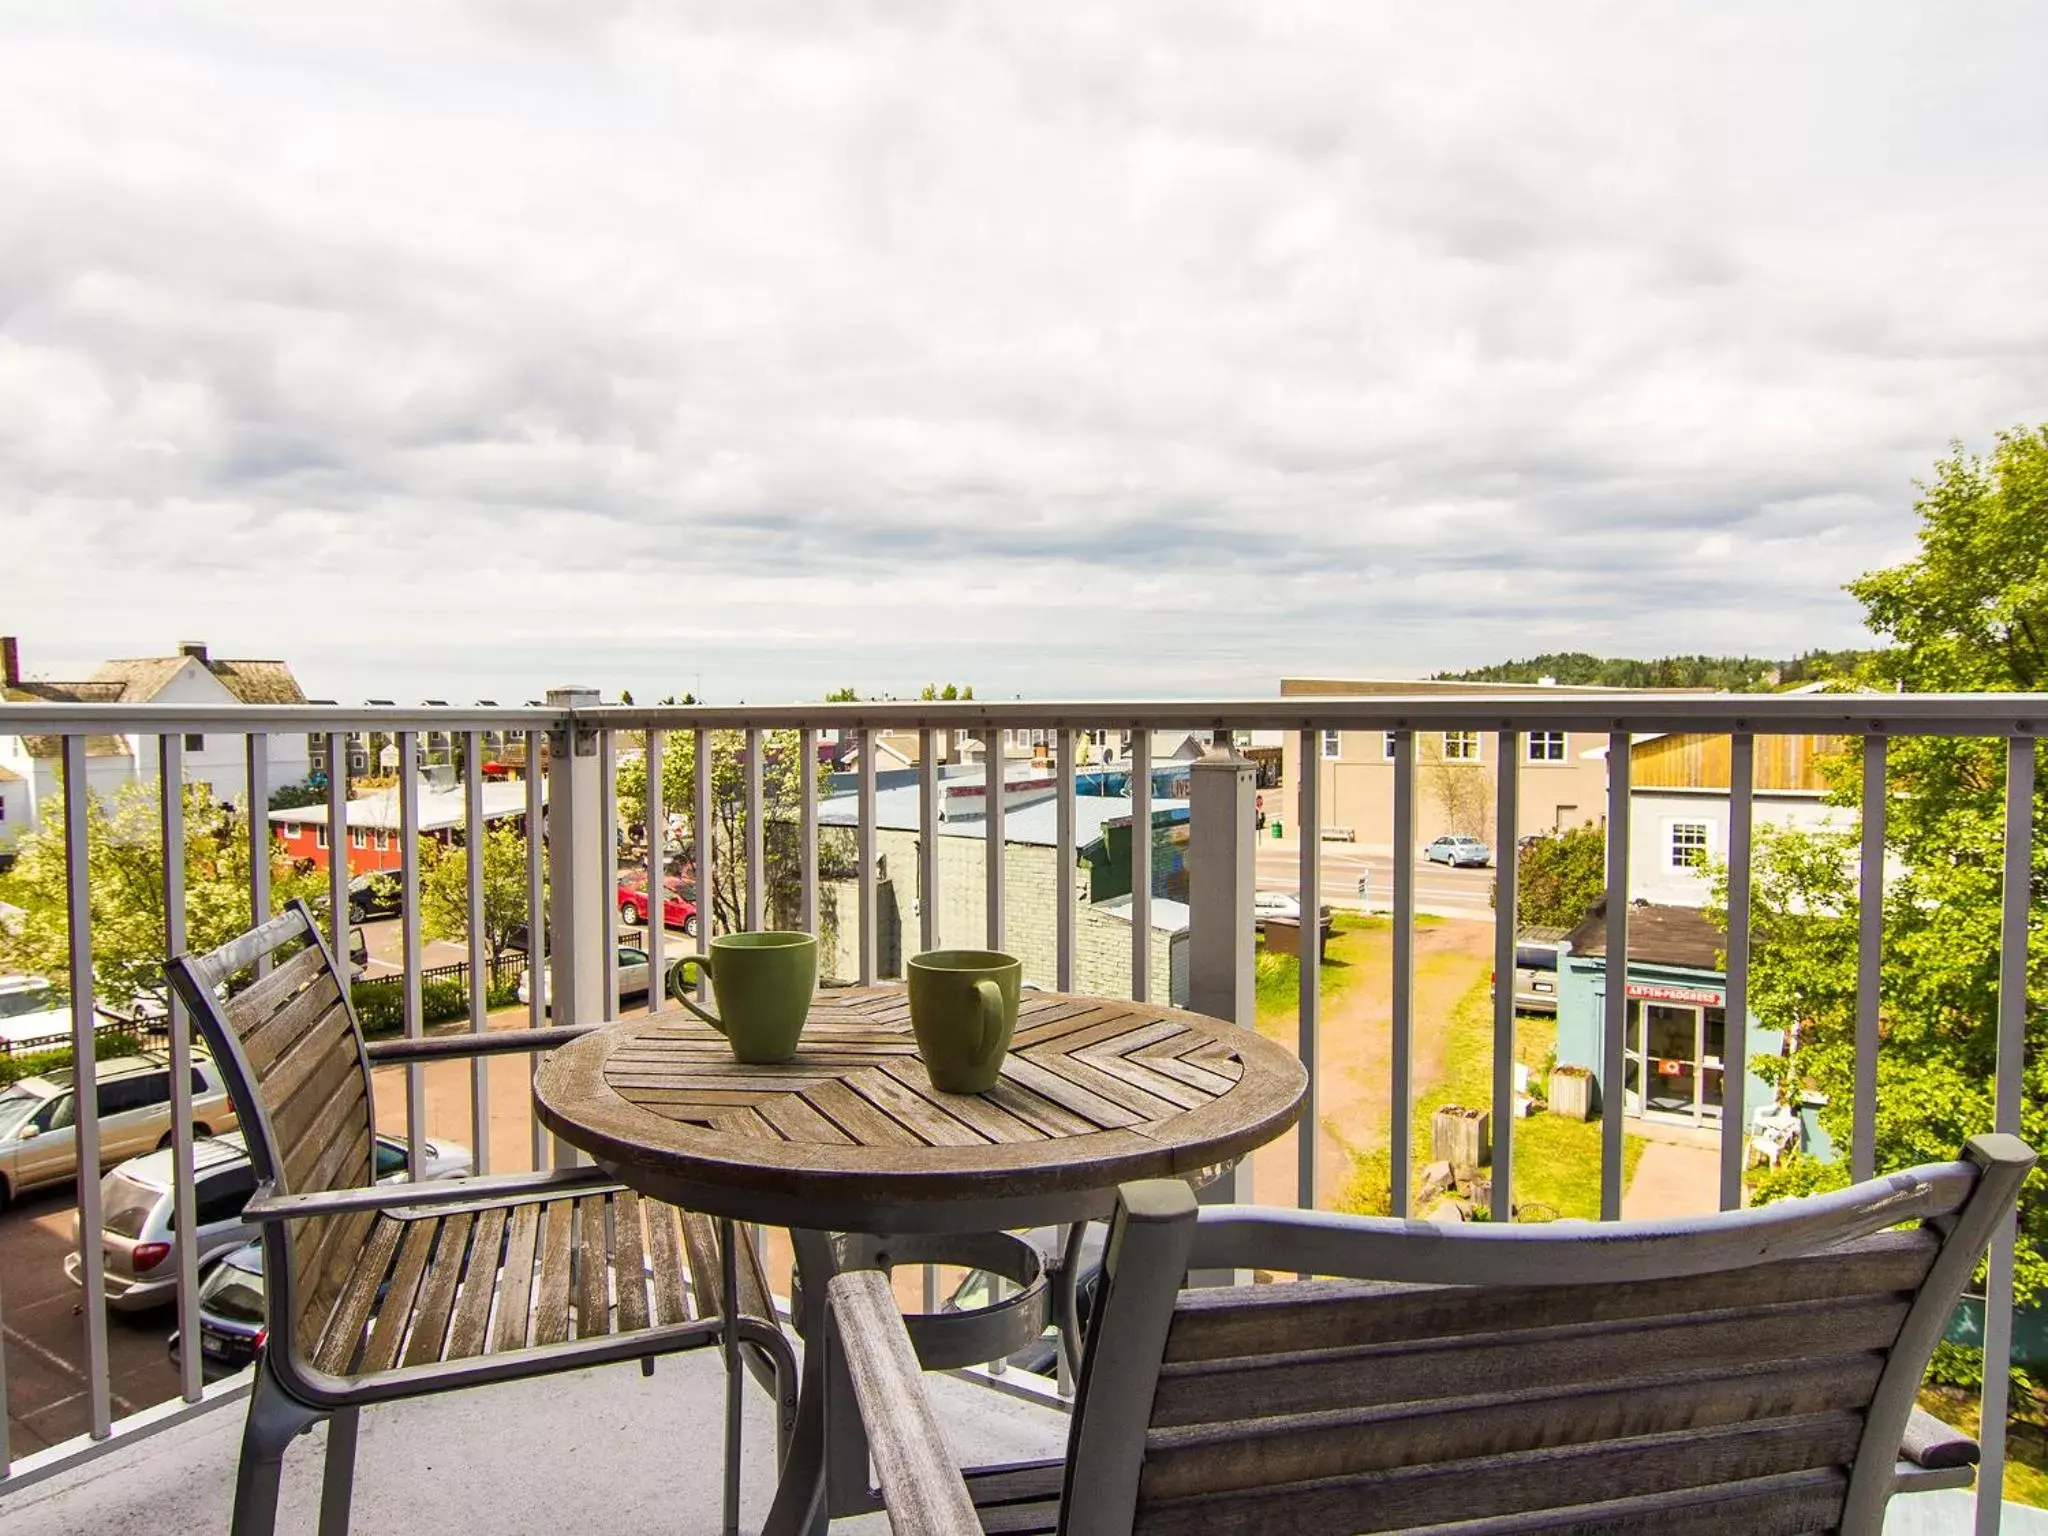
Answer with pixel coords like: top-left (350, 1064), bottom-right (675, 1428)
top-left (614, 729), bottom-right (847, 936)
top-left (1506, 822), bottom-right (1607, 928)
top-left (824, 687), bottom-right (860, 703)
top-left (417, 822), bottom-right (542, 963)
top-left (1732, 427), bottom-right (2048, 1310)
top-left (268, 779), bottom-right (326, 812)
top-left (0, 779), bottom-right (322, 1011)
top-left (920, 683), bottom-right (973, 700)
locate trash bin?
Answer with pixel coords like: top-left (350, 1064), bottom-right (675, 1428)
top-left (1271, 821), bottom-right (1284, 839)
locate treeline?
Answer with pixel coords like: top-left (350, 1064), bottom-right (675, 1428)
top-left (1434, 649), bottom-right (1872, 691)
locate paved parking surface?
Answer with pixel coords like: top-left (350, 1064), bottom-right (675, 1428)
top-left (2, 1186), bottom-right (180, 1457)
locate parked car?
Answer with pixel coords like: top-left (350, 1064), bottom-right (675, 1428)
top-left (518, 944), bottom-right (653, 1010)
top-left (616, 875), bottom-right (700, 938)
top-left (76, 1129), bottom-right (472, 1313)
top-left (1490, 926), bottom-right (1570, 1015)
top-left (0, 1052), bottom-right (239, 1212)
top-left (168, 1238), bottom-right (266, 1380)
top-left (942, 1223), bottom-right (1109, 1378)
top-left (346, 872), bottom-right (403, 923)
top-left (1252, 892), bottom-right (1335, 927)
top-left (1423, 835), bottom-right (1492, 868)
top-left (167, 1129), bottom-right (477, 1372)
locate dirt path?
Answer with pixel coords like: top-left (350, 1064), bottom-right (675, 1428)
top-left (1251, 919), bottom-right (1495, 1210)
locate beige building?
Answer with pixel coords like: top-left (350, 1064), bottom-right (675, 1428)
top-left (1276, 678), bottom-right (1628, 850)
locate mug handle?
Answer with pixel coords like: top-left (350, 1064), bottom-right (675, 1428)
top-left (669, 954), bottom-right (723, 1034)
top-left (971, 978), bottom-right (1004, 1065)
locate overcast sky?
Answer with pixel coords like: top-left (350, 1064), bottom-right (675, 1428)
top-left (3, 2), bottom-right (2045, 705)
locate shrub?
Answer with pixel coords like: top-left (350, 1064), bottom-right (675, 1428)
top-left (350, 982), bottom-right (404, 1037)
top-left (0, 1030), bottom-right (145, 1087)
top-left (420, 977), bottom-right (467, 1025)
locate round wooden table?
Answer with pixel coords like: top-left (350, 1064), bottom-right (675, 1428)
top-left (533, 985), bottom-right (1306, 1535)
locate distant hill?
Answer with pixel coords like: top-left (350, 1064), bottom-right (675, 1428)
top-left (1433, 650), bottom-right (1873, 692)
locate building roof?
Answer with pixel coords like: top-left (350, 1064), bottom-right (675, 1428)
top-left (6, 649), bottom-right (308, 707)
top-left (0, 699), bottom-right (134, 760)
top-left (0, 762), bottom-right (23, 783)
top-left (268, 779), bottom-right (539, 834)
top-left (1565, 900), bottom-right (1725, 972)
top-left (818, 783), bottom-right (1189, 850)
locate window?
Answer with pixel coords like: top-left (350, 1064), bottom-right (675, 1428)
top-left (1383, 732), bottom-right (1399, 760)
top-left (375, 831), bottom-right (391, 851)
top-left (34, 1092), bottom-right (76, 1133)
top-left (316, 826), bottom-right (329, 849)
top-left (349, 751), bottom-right (368, 773)
top-left (98, 1070), bottom-right (169, 1117)
top-left (188, 1164), bottom-right (259, 1229)
top-left (1670, 822), bottom-right (1710, 869)
top-left (183, 733), bottom-right (204, 752)
top-left (1442, 731), bottom-right (1481, 762)
top-left (1320, 729), bottom-right (1341, 760)
top-left (1527, 731), bottom-right (1567, 763)
top-left (281, 821), bottom-right (303, 840)
top-left (374, 1140), bottom-right (409, 1179)
top-left (350, 828), bottom-right (368, 849)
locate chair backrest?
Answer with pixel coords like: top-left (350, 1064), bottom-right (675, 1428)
top-left (1058, 1135), bottom-right (2034, 1536)
top-left (166, 901), bottom-right (377, 1364)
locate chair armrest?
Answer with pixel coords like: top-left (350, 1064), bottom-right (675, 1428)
top-left (363, 1025), bottom-right (597, 1063)
top-left (245, 1165), bottom-right (620, 1221)
top-left (1902, 1406), bottom-right (1979, 1470)
top-left (828, 1270), bottom-right (981, 1536)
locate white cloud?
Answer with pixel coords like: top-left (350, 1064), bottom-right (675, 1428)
top-left (2, 0), bottom-right (2045, 703)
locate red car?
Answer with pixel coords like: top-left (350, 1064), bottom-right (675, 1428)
top-left (617, 876), bottom-right (699, 937)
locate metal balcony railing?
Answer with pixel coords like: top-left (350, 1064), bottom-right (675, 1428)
top-left (0, 689), bottom-right (2038, 1528)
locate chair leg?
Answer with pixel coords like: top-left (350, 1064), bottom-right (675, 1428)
top-left (318, 1406), bottom-right (361, 1536)
top-left (233, 1359), bottom-right (323, 1536)
top-left (721, 1218), bottom-right (743, 1536)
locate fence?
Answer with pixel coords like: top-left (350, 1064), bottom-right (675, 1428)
top-left (0, 689), bottom-right (2038, 1530)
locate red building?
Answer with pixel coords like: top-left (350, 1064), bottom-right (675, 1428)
top-left (269, 780), bottom-right (539, 876)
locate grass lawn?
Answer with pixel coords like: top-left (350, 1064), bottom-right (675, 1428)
top-left (1343, 980), bottom-right (1643, 1221)
top-left (1252, 911), bottom-right (1390, 1030)
top-left (1917, 1385), bottom-right (2048, 1508)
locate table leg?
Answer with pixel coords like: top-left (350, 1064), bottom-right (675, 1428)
top-left (762, 1229), bottom-right (834, 1536)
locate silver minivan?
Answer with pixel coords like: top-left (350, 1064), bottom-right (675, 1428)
top-left (0, 1052), bottom-right (239, 1211)
top-left (66, 1135), bottom-right (261, 1310)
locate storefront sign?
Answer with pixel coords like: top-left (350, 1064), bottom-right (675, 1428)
top-left (1626, 982), bottom-right (1724, 1007)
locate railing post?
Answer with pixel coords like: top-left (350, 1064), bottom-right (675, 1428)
top-left (1187, 744), bottom-right (1256, 1283)
top-left (546, 688), bottom-right (604, 1163)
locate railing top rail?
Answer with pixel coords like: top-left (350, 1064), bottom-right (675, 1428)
top-left (4, 692), bottom-right (2044, 737)
top-left (579, 692), bottom-right (2046, 735)
top-left (0, 702), bottom-right (563, 733)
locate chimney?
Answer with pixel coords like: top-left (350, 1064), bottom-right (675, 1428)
top-left (1, 636), bottom-right (17, 689)
top-left (180, 641), bottom-right (209, 664)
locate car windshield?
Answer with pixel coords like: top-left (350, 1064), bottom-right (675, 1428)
top-left (202, 1254), bottom-right (266, 1324)
top-left (0, 984), bottom-right (56, 1021)
top-left (102, 1174), bottom-right (163, 1239)
top-left (0, 1082), bottom-right (51, 1136)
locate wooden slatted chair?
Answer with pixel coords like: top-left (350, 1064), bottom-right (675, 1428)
top-left (829, 1134), bottom-right (2033, 1536)
top-left (166, 902), bottom-right (796, 1536)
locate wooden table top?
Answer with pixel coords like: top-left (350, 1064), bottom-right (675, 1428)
top-left (533, 987), bottom-right (1307, 1234)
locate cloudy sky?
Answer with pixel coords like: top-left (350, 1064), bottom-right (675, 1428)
top-left (3, 2), bottom-right (2045, 705)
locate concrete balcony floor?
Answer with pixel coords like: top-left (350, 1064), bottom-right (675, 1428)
top-left (2, 1343), bottom-right (2042, 1535)
top-left (1, 1349), bottom-right (1065, 1535)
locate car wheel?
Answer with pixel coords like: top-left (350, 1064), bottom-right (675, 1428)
top-left (348, 902), bottom-right (368, 923)
top-left (0, 1176), bottom-right (10, 1215)
top-left (683, 914), bottom-right (700, 938)
top-left (619, 900), bottom-right (639, 927)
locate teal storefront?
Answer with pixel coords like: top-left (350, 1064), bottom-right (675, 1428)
top-left (1553, 906), bottom-right (1781, 1131)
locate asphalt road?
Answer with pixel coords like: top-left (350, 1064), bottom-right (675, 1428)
top-left (1253, 840), bottom-right (1498, 920)
top-left (2, 1183), bottom-right (181, 1458)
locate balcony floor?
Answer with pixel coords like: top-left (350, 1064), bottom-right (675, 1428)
top-left (0, 1349), bottom-right (1066, 1535)
top-left (2, 1342), bottom-right (2042, 1535)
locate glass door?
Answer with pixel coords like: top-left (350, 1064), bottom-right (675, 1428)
top-left (1642, 1003), bottom-right (1701, 1119)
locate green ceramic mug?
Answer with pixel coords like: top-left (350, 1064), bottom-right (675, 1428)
top-left (906, 949), bottom-right (1022, 1094)
top-left (670, 931), bottom-right (818, 1064)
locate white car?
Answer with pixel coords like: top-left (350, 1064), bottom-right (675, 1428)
top-left (1254, 891), bottom-right (1302, 922)
top-left (518, 944), bottom-right (653, 1010)
top-left (69, 1130), bottom-right (472, 1311)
